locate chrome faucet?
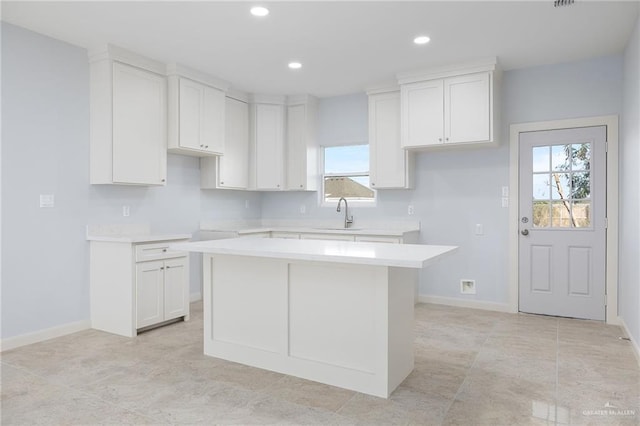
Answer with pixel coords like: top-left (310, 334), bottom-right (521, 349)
top-left (336, 197), bottom-right (354, 229)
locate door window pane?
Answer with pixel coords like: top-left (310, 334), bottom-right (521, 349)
top-left (551, 145), bottom-right (571, 171)
top-left (551, 173), bottom-right (571, 200)
top-left (533, 174), bottom-right (550, 200)
top-left (551, 201), bottom-right (572, 227)
top-left (532, 147), bottom-right (549, 172)
top-left (533, 201), bottom-right (550, 228)
top-left (571, 201), bottom-right (591, 227)
top-left (571, 172), bottom-right (590, 199)
top-left (571, 143), bottom-right (590, 171)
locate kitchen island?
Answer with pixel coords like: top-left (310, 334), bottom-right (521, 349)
top-left (172, 237), bottom-right (457, 398)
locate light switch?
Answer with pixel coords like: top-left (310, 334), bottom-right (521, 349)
top-left (122, 205), bottom-right (130, 217)
top-left (39, 194), bottom-right (54, 208)
top-left (408, 205), bottom-right (415, 215)
top-left (475, 224), bottom-right (484, 235)
top-left (502, 186), bottom-right (509, 197)
top-left (299, 205), bottom-right (306, 214)
top-left (502, 197), bottom-right (509, 208)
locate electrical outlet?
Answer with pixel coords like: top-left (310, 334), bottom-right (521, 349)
top-left (502, 197), bottom-right (509, 208)
top-left (39, 194), bottom-right (54, 208)
top-left (245, 200), bottom-right (250, 209)
top-left (122, 205), bottom-right (130, 217)
top-left (460, 279), bottom-right (476, 295)
top-left (407, 205), bottom-right (415, 215)
top-left (299, 205), bottom-right (306, 214)
top-left (502, 186), bottom-right (509, 197)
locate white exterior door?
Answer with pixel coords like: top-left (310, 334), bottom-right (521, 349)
top-left (518, 126), bottom-right (607, 320)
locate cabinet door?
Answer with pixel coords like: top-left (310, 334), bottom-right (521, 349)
top-left (369, 91), bottom-right (410, 189)
top-left (112, 62), bottom-right (166, 185)
top-left (401, 80), bottom-right (444, 148)
top-left (219, 97), bottom-right (249, 188)
top-left (286, 104), bottom-right (306, 190)
top-left (136, 260), bottom-right (165, 328)
top-left (163, 257), bottom-right (189, 321)
top-left (202, 85), bottom-right (226, 155)
top-left (444, 72), bottom-right (490, 144)
top-left (179, 79), bottom-right (225, 154)
top-left (254, 104), bottom-right (284, 190)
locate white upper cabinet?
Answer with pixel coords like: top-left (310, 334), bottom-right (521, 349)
top-left (367, 89), bottom-right (413, 189)
top-left (201, 95), bottom-right (250, 189)
top-left (89, 45), bottom-right (167, 185)
top-left (167, 64), bottom-right (229, 156)
top-left (399, 59), bottom-right (499, 149)
top-left (250, 97), bottom-right (285, 190)
top-left (286, 96), bottom-right (318, 191)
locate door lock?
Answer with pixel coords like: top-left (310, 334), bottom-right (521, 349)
top-left (521, 229), bottom-right (529, 236)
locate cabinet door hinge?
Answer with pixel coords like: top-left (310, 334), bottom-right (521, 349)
top-left (605, 141), bottom-right (609, 153)
top-left (604, 294), bottom-right (608, 306)
top-left (605, 217), bottom-right (609, 229)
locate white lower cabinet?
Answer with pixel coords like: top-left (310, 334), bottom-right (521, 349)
top-left (135, 256), bottom-right (188, 329)
top-left (90, 239), bottom-right (190, 337)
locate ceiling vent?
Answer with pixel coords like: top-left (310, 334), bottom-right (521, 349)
top-left (554, 0), bottom-right (575, 7)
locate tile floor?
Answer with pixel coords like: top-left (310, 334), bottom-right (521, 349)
top-left (1, 302), bottom-right (638, 425)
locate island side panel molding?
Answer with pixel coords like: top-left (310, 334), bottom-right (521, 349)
top-left (387, 266), bottom-right (416, 391)
top-left (201, 254), bottom-right (415, 398)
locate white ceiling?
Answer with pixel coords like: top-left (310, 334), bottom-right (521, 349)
top-left (2, 1), bottom-right (638, 98)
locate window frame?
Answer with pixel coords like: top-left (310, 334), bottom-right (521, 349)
top-left (319, 144), bottom-right (377, 208)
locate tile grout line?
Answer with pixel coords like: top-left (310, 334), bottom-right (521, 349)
top-left (0, 360), bottom-right (165, 424)
top-left (438, 315), bottom-right (501, 424)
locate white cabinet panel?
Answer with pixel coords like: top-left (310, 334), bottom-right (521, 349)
top-left (401, 79), bottom-right (444, 148)
top-left (400, 67), bottom-right (497, 149)
top-left (201, 97), bottom-right (249, 189)
top-left (163, 257), bottom-right (189, 320)
top-left (90, 46), bottom-right (167, 186)
top-left (369, 90), bottom-right (412, 189)
top-left (445, 72), bottom-right (490, 144)
top-left (354, 236), bottom-right (401, 244)
top-left (136, 260), bottom-right (165, 329)
top-left (252, 103), bottom-right (285, 190)
top-left (169, 76), bottom-right (225, 156)
top-left (286, 98), bottom-right (318, 191)
top-left (110, 62), bottom-right (167, 185)
top-left (90, 238), bottom-right (190, 337)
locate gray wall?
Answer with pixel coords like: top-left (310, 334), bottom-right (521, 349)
top-left (620, 15), bottom-right (640, 344)
top-left (0, 23), bottom-right (254, 339)
top-left (261, 55), bottom-right (625, 305)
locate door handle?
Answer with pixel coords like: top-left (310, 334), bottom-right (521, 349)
top-left (521, 229), bottom-right (529, 236)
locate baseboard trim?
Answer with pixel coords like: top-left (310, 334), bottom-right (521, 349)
top-left (0, 320), bottom-right (91, 352)
top-left (619, 316), bottom-right (640, 367)
top-left (190, 292), bottom-right (202, 303)
top-left (417, 295), bottom-right (512, 313)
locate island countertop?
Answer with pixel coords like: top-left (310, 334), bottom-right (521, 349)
top-left (172, 237), bottom-right (457, 269)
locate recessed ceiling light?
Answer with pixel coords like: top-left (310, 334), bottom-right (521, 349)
top-left (288, 62), bottom-right (302, 70)
top-left (413, 36), bottom-right (431, 45)
top-left (250, 6), bottom-right (269, 17)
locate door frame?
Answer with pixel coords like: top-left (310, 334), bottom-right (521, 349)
top-left (509, 115), bottom-right (619, 324)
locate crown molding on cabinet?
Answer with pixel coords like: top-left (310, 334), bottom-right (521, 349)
top-left (366, 83), bottom-right (400, 95)
top-left (250, 93), bottom-right (287, 105)
top-left (396, 57), bottom-right (499, 85)
top-left (166, 63), bottom-right (230, 92)
top-left (88, 44), bottom-right (166, 75)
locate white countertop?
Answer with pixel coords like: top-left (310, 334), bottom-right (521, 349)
top-left (171, 237), bottom-right (457, 269)
top-left (87, 233), bottom-right (191, 243)
top-left (199, 220), bottom-right (421, 237)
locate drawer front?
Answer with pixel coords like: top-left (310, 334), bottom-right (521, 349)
top-left (135, 241), bottom-right (188, 262)
top-left (354, 236), bottom-right (401, 244)
top-left (299, 233), bottom-right (355, 242)
top-left (271, 232), bottom-right (300, 239)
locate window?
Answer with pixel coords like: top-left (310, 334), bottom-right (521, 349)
top-left (322, 144), bottom-right (375, 204)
